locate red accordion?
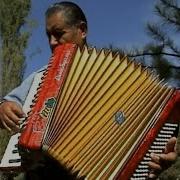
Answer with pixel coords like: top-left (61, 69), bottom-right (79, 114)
top-left (2, 43), bottom-right (180, 179)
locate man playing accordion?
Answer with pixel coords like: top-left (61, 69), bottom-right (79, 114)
top-left (0, 1), bottom-right (178, 179)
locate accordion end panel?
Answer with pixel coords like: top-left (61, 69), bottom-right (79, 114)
top-left (18, 43), bottom-right (78, 150)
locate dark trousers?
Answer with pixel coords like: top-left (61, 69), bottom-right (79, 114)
top-left (25, 156), bottom-right (83, 180)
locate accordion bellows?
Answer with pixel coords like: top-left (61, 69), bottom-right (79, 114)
top-left (18, 43), bottom-right (180, 179)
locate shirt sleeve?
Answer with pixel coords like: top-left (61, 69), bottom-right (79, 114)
top-left (3, 72), bottom-right (36, 107)
top-left (3, 65), bottom-right (48, 107)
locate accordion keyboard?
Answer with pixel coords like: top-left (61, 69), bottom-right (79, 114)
top-left (0, 133), bottom-right (21, 170)
top-left (0, 70), bottom-right (44, 170)
top-left (131, 123), bottom-right (178, 180)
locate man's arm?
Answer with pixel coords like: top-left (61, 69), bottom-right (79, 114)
top-left (0, 72), bottom-right (36, 132)
top-left (3, 72), bottom-right (36, 106)
top-left (0, 101), bottom-right (25, 132)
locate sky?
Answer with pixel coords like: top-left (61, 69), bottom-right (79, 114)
top-left (24, 0), bottom-right (157, 78)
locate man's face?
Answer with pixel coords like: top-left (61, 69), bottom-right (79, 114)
top-left (46, 11), bottom-right (87, 52)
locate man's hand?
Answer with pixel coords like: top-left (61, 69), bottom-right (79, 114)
top-left (148, 137), bottom-right (177, 179)
top-left (0, 101), bottom-right (25, 133)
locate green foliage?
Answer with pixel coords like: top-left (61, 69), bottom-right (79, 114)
top-left (145, 0), bottom-right (180, 82)
top-left (155, 0), bottom-right (180, 31)
top-left (127, 0), bottom-right (180, 85)
top-left (143, 44), bottom-right (173, 79)
top-left (0, 0), bottom-right (32, 179)
top-left (0, 0), bottom-right (31, 97)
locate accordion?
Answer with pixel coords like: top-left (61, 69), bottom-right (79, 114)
top-left (1, 43), bottom-right (180, 179)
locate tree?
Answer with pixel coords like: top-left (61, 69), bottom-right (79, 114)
top-left (0, 0), bottom-right (32, 179)
top-left (128, 0), bottom-right (180, 86)
top-left (0, 0), bottom-right (31, 98)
